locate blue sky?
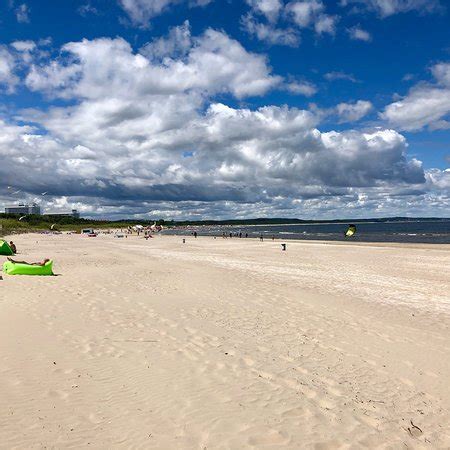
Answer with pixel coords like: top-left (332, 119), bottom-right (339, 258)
top-left (0, 0), bottom-right (449, 219)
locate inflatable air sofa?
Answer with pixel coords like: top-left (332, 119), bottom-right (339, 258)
top-left (3, 260), bottom-right (54, 276)
top-left (0, 240), bottom-right (14, 256)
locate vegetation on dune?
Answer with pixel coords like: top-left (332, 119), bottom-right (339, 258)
top-left (0, 214), bottom-right (166, 236)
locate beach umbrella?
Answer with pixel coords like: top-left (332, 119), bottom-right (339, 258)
top-left (345, 224), bottom-right (357, 237)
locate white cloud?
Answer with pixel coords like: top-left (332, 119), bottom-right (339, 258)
top-left (11, 40), bottom-right (36, 52)
top-left (26, 29), bottom-right (281, 100)
top-left (15, 3), bottom-right (30, 23)
top-left (241, 14), bottom-right (300, 46)
top-left (0, 47), bottom-right (19, 92)
top-left (118, 0), bottom-right (211, 25)
top-left (336, 100), bottom-right (373, 122)
top-left (324, 71), bottom-right (358, 82)
top-left (314, 13), bottom-right (338, 34)
top-left (141, 20), bottom-right (192, 59)
top-left (286, 0), bottom-right (322, 26)
top-left (426, 168), bottom-right (450, 190)
top-left (1, 30), bottom-right (447, 219)
top-left (340, 0), bottom-right (443, 17)
top-left (382, 62), bottom-right (450, 131)
top-left (78, 3), bottom-right (99, 16)
top-left (246, 0), bottom-right (283, 22)
top-left (243, 0), bottom-right (337, 46)
top-left (287, 0), bottom-right (337, 34)
top-left (347, 25), bottom-right (371, 41)
top-left (286, 80), bottom-right (317, 96)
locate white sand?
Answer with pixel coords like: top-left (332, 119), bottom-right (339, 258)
top-left (1, 233), bottom-right (449, 448)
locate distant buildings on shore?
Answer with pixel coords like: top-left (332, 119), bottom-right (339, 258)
top-left (5, 203), bottom-right (41, 215)
top-left (4, 203), bottom-right (80, 218)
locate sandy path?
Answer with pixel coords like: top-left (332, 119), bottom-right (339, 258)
top-left (1, 234), bottom-right (449, 448)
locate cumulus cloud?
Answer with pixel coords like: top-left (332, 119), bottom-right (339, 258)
top-left (2, 104), bottom-right (426, 205)
top-left (0, 47), bottom-right (19, 92)
top-left (26, 28), bottom-right (281, 100)
top-left (313, 13), bottom-right (337, 34)
top-left (242, 0), bottom-right (337, 47)
top-left (246, 0), bottom-right (283, 22)
top-left (339, 0), bottom-right (443, 17)
top-left (286, 0), bottom-right (337, 34)
top-left (336, 100), bottom-right (373, 122)
top-left (11, 40), bottom-right (36, 52)
top-left (382, 62), bottom-right (450, 131)
top-left (141, 20), bottom-right (192, 59)
top-left (347, 25), bottom-right (371, 41)
top-left (241, 14), bottom-right (300, 46)
top-left (1, 28), bottom-right (447, 219)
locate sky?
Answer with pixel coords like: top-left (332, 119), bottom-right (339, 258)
top-left (0, 0), bottom-right (449, 220)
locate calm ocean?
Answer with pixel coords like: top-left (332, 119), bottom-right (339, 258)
top-left (163, 220), bottom-right (450, 244)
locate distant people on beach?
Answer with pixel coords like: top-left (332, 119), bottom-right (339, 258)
top-left (194, 231), bottom-right (198, 238)
top-left (260, 234), bottom-right (264, 242)
top-left (9, 241), bottom-right (16, 254)
top-left (245, 233), bottom-right (248, 238)
top-left (7, 257), bottom-right (49, 266)
top-left (239, 232), bottom-right (242, 238)
top-left (229, 232), bottom-right (232, 238)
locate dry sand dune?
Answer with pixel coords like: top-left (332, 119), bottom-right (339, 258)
top-left (1, 233), bottom-right (449, 448)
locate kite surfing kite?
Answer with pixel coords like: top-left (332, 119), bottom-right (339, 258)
top-left (345, 224), bottom-right (357, 237)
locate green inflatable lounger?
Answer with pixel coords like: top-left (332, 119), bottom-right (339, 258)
top-left (3, 260), bottom-right (54, 276)
top-left (0, 240), bottom-right (14, 256)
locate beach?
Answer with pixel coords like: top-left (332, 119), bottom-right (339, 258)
top-left (1, 233), bottom-right (449, 448)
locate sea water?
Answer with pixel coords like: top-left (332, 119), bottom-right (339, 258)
top-left (163, 219), bottom-right (450, 244)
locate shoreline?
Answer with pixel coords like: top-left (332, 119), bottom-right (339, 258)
top-left (161, 232), bottom-right (450, 249)
top-left (4, 229), bottom-right (450, 251)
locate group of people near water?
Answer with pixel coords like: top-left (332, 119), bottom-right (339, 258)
top-left (221, 232), bottom-right (249, 238)
top-left (189, 231), bottom-right (281, 240)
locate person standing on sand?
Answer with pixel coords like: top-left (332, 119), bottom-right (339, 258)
top-left (9, 241), bottom-right (17, 254)
top-left (194, 231), bottom-right (197, 238)
top-left (260, 234), bottom-right (264, 242)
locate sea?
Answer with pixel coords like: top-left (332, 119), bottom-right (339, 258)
top-left (163, 220), bottom-right (450, 244)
